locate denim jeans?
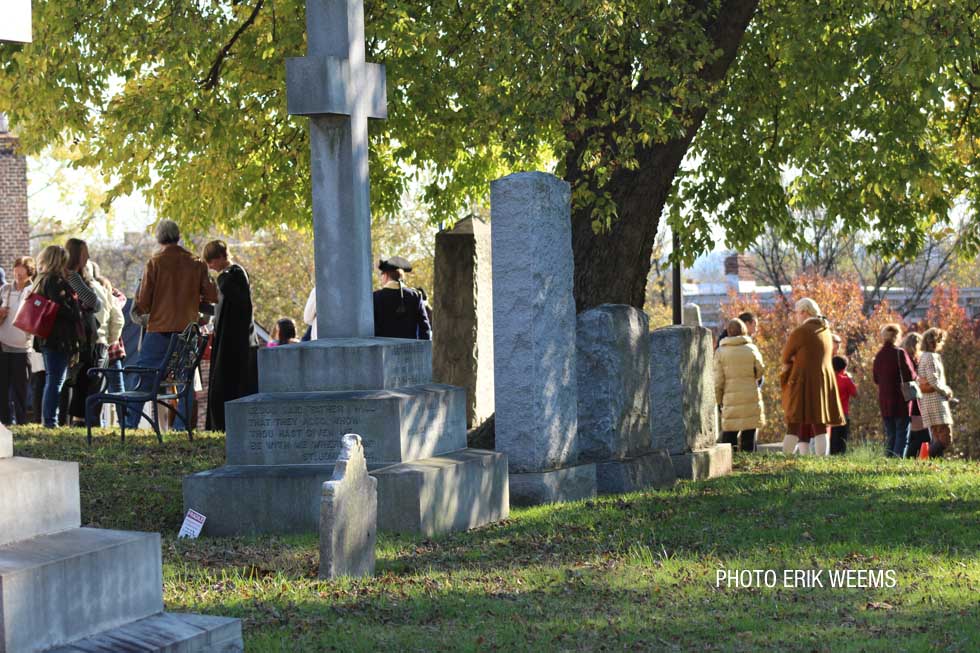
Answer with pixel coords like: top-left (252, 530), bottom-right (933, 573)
top-left (102, 358), bottom-right (126, 427)
top-left (41, 351), bottom-right (70, 428)
top-left (883, 415), bottom-right (911, 458)
top-left (125, 332), bottom-right (183, 430)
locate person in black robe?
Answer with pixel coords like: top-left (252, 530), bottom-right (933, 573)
top-left (373, 256), bottom-right (432, 340)
top-left (202, 240), bottom-right (259, 430)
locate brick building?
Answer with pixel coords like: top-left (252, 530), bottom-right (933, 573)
top-left (0, 114), bottom-right (31, 272)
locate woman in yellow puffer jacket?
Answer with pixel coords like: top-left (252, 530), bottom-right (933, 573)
top-left (714, 318), bottom-right (766, 452)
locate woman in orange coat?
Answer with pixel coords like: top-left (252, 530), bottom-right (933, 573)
top-left (780, 298), bottom-right (845, 454)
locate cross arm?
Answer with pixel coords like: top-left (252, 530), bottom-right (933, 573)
top-left (286, 56), bottom-right (387, 119)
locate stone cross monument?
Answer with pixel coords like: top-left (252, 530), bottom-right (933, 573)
top-left (184, 0), bottom-right (509, 538)
top-left (285, 0), bottom-right (387, 338)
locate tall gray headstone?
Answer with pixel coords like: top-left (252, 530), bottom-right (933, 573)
top-left (491, 172), bottom-right (593, 505)
top-left (319, 434), bottom-right (377, 579)
top-left (649, 325), bottom-right (730, 480)
top-left (576, 305), bottom-right (651, 461)
top-left (433, 216), bottom-right (495, 428)
top-left (576, 305), bottom-right (675, 494)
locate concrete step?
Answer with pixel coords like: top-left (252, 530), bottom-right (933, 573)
top-left (671, 443), bottom-right (733, 480)
top-left (49, 612), bottom-right (243, 652)
top-left (508, 463), bottom-right (597, 507)
top-left (595, 449), bottom-right (676, 495)
top-left (183, 464), bottom-right (335, 536)
top-left (372, 448), bottom-right (509, 536)
top-left (0, 457), bottom-right (80, 547)
top-left (224, 384), bottom-right (466, 467)
top-left (0, 527), bottom-right (163, 652)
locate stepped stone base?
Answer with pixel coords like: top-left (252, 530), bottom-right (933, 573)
top-left (0, 528), bottom-right (163, 653)
top-left (258, 337), bottom-right (433, 393)
top-left (49, 612), bottom-right (243, 652)
top-left (595, 450), bottom-right (676, 495)
top-left (225, 384), bottom-right (466, 467)
top-left (372, 449), bottom-right (508, 535)
top-left (184, 464), bottom-right (335, 536)
top-left (509, 464), bottom-right (596, 506)
top-left (0, 457), bottom-right (80, 547)
top-left (671, 444), bottom-right (733, 481)
top-left (185, 451), bottom-right (511, 538)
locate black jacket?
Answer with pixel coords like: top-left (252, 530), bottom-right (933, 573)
top-left (206, 264), bottom-right (258, 431)
top-left (35, 275), bottom-right (83, 354)
top-left (373, 284), bottom-right (432, 340)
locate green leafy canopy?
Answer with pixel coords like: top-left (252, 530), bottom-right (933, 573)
top-left (2, 0), bottom-right (979, 265)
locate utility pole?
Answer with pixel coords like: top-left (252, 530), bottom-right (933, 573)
top-left (672, 231), bottom-right (682, 325)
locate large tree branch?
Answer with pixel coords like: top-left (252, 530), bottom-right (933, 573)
top-left (201, 0), bottom-right (265, 91)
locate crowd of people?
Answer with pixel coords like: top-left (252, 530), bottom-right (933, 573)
top-left (0, 220), bottom-right (433, 433)
top-left (715, 299), bottom-right (955, 458)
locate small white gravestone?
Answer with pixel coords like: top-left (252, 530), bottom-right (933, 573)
top-left (0, 0), bottom-right (32, 43)
top-left (682, 303), bottom-right (703, 327)
top-left (178, 509), bottom-right (206, 539)
top-left (319, 434), bottom-right (377, 579)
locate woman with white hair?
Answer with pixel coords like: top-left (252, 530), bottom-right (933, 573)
top-left (779, 297), bottom-right (845, 454)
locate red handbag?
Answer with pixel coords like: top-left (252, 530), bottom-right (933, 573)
top-left (13, 290), bottom-right (60, 339)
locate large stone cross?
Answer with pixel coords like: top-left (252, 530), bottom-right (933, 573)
top-left (286, 0), bottom-right (387, 338)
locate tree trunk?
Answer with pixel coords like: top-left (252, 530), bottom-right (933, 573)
top-left (570, 0), bottom-right (760, 312)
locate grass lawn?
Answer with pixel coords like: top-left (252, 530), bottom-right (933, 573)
top-left (10, 425), bottom-right (980, 652)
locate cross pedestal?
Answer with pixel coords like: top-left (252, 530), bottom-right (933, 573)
top-left (184, 0), bottom-right (509, 538)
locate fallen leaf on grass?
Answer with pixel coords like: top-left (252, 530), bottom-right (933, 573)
top-left (865, 601), bottom-right (894, 611)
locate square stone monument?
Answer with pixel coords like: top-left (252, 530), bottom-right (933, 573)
top-left (649, 326), bottom-right (732, 480)
top-left (0, 424), bottom-right (242, 652)
top-left (184, 0), bottom-right (508, 536)
top-left (576, 304), bottom-right (676, 493)
top-left (433, 216), bottom-right (495, 428)
top-left (491, 171), bottom-right (595, 505)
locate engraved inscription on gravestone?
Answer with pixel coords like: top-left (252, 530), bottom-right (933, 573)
top-left (241, 402), bottom-right (384, 464)
top-left (386, 347), bottom-right (419, 388)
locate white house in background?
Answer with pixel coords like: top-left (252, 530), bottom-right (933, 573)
top-left (684, 254), bottom-right (980, 329)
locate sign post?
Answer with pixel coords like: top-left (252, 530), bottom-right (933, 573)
top-left (0, 0), bottom-right (32, 44)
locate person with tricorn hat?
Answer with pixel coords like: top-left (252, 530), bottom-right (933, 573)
top-left (374, 256), bottom-right (432, 340)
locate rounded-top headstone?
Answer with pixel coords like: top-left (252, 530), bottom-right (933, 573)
top-left (319, 433), bottom-right (378, 579)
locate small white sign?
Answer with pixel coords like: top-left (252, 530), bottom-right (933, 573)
top-left (178, 509), bottom-right (206, 539)
top-left (0, 0), bottom-right (32, 44)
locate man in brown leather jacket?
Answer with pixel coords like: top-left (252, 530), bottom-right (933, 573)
top-left (125, 220), bottom-right (217, 430)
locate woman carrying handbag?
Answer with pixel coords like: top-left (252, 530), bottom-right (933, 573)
top-left (25, 246), bottom-right (84, 428)
top-left (0, 257), bottom-right (36, 424)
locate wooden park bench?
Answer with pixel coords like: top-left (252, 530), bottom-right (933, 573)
top-left (85, 323), bottom-right (209, 444)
